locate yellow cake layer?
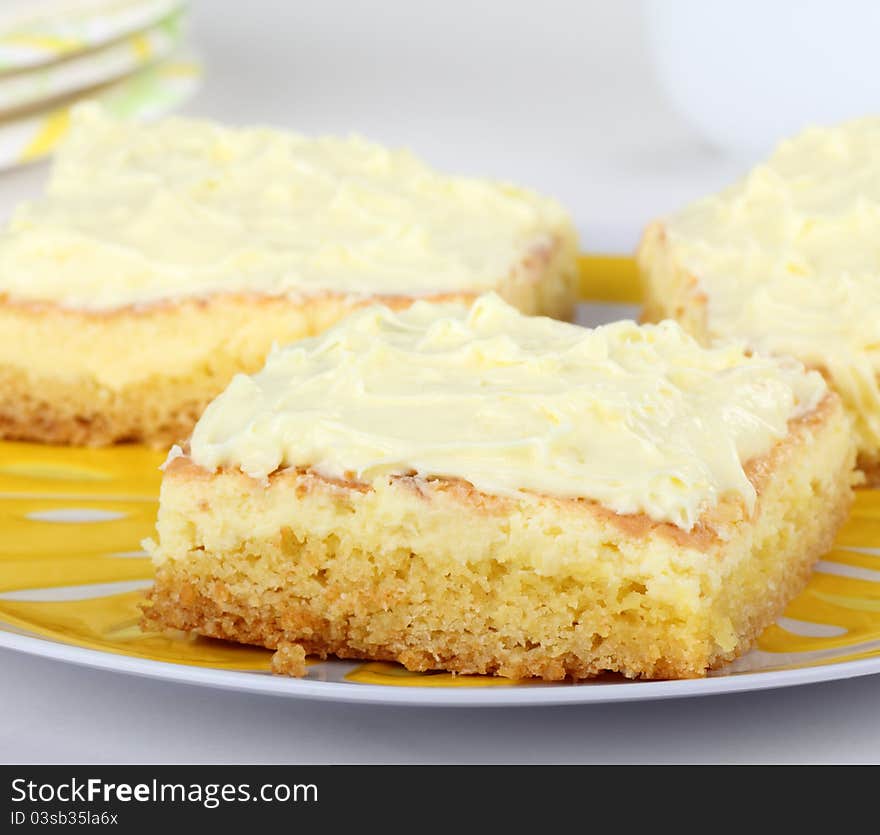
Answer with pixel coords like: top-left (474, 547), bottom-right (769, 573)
top-left (143, 393), bottom-right (856, 680)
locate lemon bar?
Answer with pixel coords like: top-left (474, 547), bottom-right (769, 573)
top-left (638, 118), bottom-right (880, 482)
top-left (142, 294), bottom-right (855, 680)
top-left (0, 104), bottom-right (577, 447)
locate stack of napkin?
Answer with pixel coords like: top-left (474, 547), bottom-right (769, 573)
top-left (0, 0), bottom-right (200, 170)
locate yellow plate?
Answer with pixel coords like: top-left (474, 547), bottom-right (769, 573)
top-left (1, 256), bottom-right (878, 706)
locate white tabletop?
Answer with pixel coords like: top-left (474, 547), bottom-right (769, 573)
top-left (3, 0), bottom-right (879, 764)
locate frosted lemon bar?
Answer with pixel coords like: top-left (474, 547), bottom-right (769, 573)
top-left (142, 294), bottom-right (855, 680)
top-left (0, 105), bottom-right (577, 448)
top-left (639, 117), bottom-right (880, 482)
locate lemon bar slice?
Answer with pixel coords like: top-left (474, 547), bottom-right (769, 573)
top-left (639, 117), bottom-right (880, 483)
top-left (142, 295), bottom-right (855, 680)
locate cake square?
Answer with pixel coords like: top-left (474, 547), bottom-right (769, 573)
top-left (142, 295), bottom-right (856, 680)
top-left (638, 118), bottom-right (880, 483)
top-left (0, 104), bottom-right (578, 447)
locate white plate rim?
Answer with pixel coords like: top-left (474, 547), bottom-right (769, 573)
top-left (2, 628), bottom-right (879, 707)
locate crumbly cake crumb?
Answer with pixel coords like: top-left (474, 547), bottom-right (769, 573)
top-left (270, 641), bottom-right (307, 677)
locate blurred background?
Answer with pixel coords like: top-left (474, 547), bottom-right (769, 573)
top-left (0, 0), bottom-right (876, 253)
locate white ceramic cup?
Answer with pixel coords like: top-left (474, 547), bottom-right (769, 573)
top-left (643, 0), bottom-right (880, 156)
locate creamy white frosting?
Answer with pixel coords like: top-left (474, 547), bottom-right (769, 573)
top-left (0, 103), bottom-right (573, 310)
top-left (665, 117), bottom-right (880, 453)
top-left (189, 294), bottom-right (826, 530)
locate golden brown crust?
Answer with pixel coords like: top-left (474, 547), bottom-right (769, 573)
top-left (142, 571), bottom-right (703, 680)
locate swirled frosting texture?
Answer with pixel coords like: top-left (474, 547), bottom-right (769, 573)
top-left (189, 294), bottom-right (826, 530)
top-left (665, 118), bottom-right (880, 452)
top-left (0, 104), bottom-right (573, 310)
